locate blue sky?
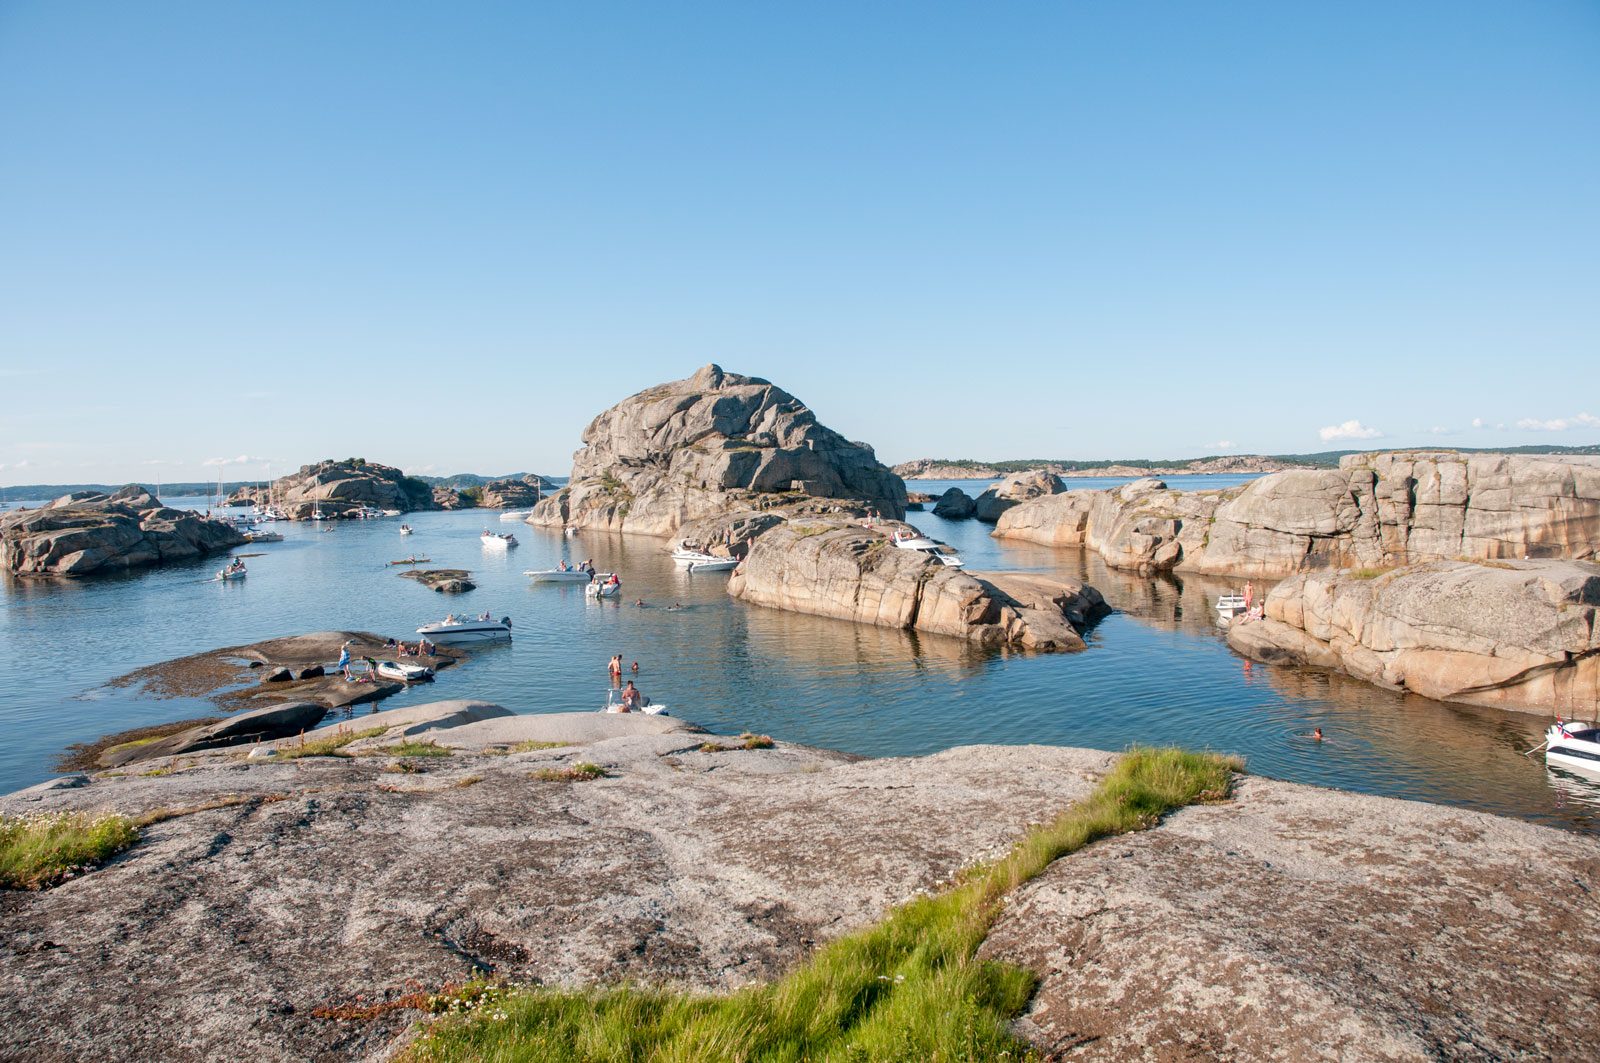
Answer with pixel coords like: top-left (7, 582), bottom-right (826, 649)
top-left (2, 1), bottom-right (1597, 486)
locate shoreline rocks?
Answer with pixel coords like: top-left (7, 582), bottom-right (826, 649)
top-left (973, 470), bottom-right (1065, 523)
top-left (995, 451), bottom-right (1600, 578)
top-left (1227, 558), bottom-right (1600, 715)
top-left (892, 455), bottom-right (1315, 480)
top-left (2, 705), bottom-right (1595, 1061)
top-left (727, 520), bottom-right (1106, 651)
top-left (529, 364), bottom-right (906, 536)
top-left (1, 486), bottom-right (246, 576)
top-left (228, 458), bottom-right (434, 519)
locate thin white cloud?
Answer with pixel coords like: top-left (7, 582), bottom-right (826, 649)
top-left (202, 454), bottom-right (268, 467)
top-left (1318, 420), bottom-right (1383, 443)
top-left (1516, 412), bottom-right (1600, 432)
top-left (0, 460), bottom-right (33, 470)
top-left (1426, 426), bottom-right (1454, 436)
top-left (1209, 440), bottom-right (1235, 450)
top-left (1471, 417), bottom-right (1486, 429)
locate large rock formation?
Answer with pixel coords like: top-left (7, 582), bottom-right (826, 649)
top-left (932, 487), bottom-right (976, 519)
top-left (995, 451), bottom-right (1600, 578)
top-left (528, 365), bottom-right (906, 536)
top-left (3, 711), bottom-right (1595, 1061)
top-left (972, 470), bottom-right (1064, 522)
top-left (429, 476), bottom-right (548, 510)
top-left (1227, 559), bottom-right (1600, 715)
top-left (1, 486), bottom-right (246, 576)
top-left (727, 521), bottom-right (1105, 650)
top-left (229, 459), bottom-right (434, 519)
top-left (98, 703), bottom-right (328, 767)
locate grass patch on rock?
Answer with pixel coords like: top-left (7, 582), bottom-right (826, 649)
top-left (530, 762), bottom-right (606, 783)
top-left (277, 725), bottom-right (388, 760)
top-left (486, 740), bottom-right (572, 755)
top-left (376, 740), bottom-right (453, 758)
top-left (407, 747), bottom-right (1239, 1061)
top-left (0, 811), bottom-right (140, 890)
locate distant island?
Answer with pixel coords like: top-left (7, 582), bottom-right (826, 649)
top-left (892, 443), bottom-right (1600, 480)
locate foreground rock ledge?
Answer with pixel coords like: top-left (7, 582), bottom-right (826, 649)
top-left (2, 701), bottom-right (1596, 1061)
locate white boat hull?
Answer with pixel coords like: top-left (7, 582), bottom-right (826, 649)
top-left (416, 620), bottom-right (512, 644)
top-left (688, 559), bottom-right (738, 572)
top-left (526, 569), bottom-right (591, 582)
top-left (377, 662), bottom-right (434, 682)
top-left (586, 582), bottom-right (621, 598)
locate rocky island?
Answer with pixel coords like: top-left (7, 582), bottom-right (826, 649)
top-left (1, 701), bottom-right (1595, 1060)
top-left (227, 458), bottom-right (436, 519)
top-left (529, 364), bottom-right (906, 536)
top-left (892, 454), bottom-right (1315, 480)
top-left (0, 485), bottom-right (245, 576)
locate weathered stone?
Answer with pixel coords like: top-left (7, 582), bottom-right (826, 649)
top-left (261, 667), bottom-right (292, 683)
top-left (528, 364), bottom-right (906, 536)
top-left (228, 459), bottom-right (434, 519)
top-left (400, 568), bottom-right (476, 593)
top-left (973, 470), bottom-right (1064, 523)
top-left (995, 451), bottom-right (1600, 578)
top-left (1, 487), bottom-right (246, 576)
top-left (727, 520), bottom-right (1104, 650)
top-left (99, 702), bottom-right (328, 767)
top-left (1227, 558), bottom-right (1600, 714)
top-left (932, 487), bottom-right (976, 519)
top-left (295, 665), bottom-right (324, 680)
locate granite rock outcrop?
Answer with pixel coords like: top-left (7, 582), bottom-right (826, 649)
top-left (932, 487), bottom-right (976, 519)
top-left (1, 486), bottom-right (246, 576)
top-left (727, 520), bottom-right (1105, 650)
top-left (529, 364), bottom-right (906, 536)
top-left (973, 470), bottom-right (1064, 523)
top-left (1226, 558), bottom-right (1600, 714)
top-left (995, 451), bottom-right (1600, 578)
top-left (229, 459), bottom-right (434, 519)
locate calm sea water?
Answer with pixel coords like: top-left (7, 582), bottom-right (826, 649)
top-left (2, 475), bottom-right (1595, 832)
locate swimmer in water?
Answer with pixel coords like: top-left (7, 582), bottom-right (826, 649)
top-left (1311, 727), bottom-right (1324, 741)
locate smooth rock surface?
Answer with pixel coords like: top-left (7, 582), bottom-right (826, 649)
top-left (1227, 558), bottom-right (1600, 714)
top-left (983, 773), bottom-right (1600, 1061)
top-left (932, 486), bottom-right (976, 519)
top-left (1, 485), bottom-right (246, 576)
top-left (399, 568), bottom-right (476, 593)
top-left (728, 520), bottom-right (1105, 650)
top-left (973, 470), bottom-right (1065, 523)
top-left (100, 702), bottom-right (328, 767)
top-left (528, 364), bottom-right (906, 536)
top-left (995, 451), bottom-right (1600, 578)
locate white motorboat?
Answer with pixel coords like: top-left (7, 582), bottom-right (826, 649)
top-left (416, 614), bottom-right (513, 644)
top-left (216, 563), bottom-right (247, 582)
top-left (354, 506), bottom-right (383, 520)
top-left (564, 527), bottom-right (578, 538)
top-left (500, 510), bottom-right (530, 522)
top-left (585, 576), bottom-right (622, 598)
top-left (889, 528), bottom-right (965, 568)
top-left (599, 688), bottom-right (670, 716)
top-left (688, 557), bottom-right (739, 573)
top-left (1545, 720), bottom-right (1600, 780)
top-left (672, 548), bottom-right (722, 565)
top-left (381, 509), bottom-right (402, 517)
top-left (399, 524), bottom-right (412, 536)
top-left (482, 531), bottom-right (518, 549)
top-left (244, 530), bottom-right (283, 543)
top-left (1216, 594), bottom-right (1248, 623)
top-left (376, 660), bottom-right (434, 682)
top-left (526, 567), bottom-right (593, 583)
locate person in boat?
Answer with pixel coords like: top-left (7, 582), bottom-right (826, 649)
top-left (619, 680), bottom-right (642, 712)
top-left (557, 560), bottom-right (568, 571)
top-left (479, 611), bottom-right (491, 622)
top-left (608, 573), bottom-right (620, 586)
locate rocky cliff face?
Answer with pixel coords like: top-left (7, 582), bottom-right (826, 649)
top-left (529, 365), bottom-right (906, 535)
top-left (1226, 559), bottom-right (1600, 714)
top-left (230, 459), bottom-right (434, 518)
top-left (995, 452), bottom-right (1600, 578)
top-left (1, 486), bottom-right (246, 575)
top-left (973, 470), bottom-right (1064, 523)
top-left (727, 520), bottom-right (1105, 651)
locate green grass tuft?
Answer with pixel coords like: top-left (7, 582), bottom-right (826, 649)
top-left (531, 762), bottom-right (607, 783)
top-left (378, 740), bottom-right (453, 758)
top-left (406, 747), bottom-right (1239, 1061)
top-left (277, 725), bottom-right (388, 760)
top-left (0, 812), bottom-right (140, 890)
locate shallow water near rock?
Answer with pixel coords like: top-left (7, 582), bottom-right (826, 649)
top-left (2, 476), bottom-right (1596, 832)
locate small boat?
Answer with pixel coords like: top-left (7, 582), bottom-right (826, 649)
top-left (500, 510), bottom-right (530, 522)
top-left (482, 531), bottom-right (518, 549)
top-left (381, 509), bottom-right (402, 517)
top-left (599, 688), bottom-right (670, 716)
top-left (1545, 720), bottom-right (1600, 780)
top-left (585, 576), bottom-right (622, 598)
top-left (399, 524), bottom-right (413, 536)
top-left (376, 660), bottom-right (434, 682)
top-left (526, 567), bottom-right (593, 583)
top-left (1216, 595), bottom-right (1248, 624)
top-left (687, 557), bottom-right (739, 573)
top-left (672, 545), bottom-right (722, 564)
top-left (244, 530), bottom-right (283, 543)
top-left (387, 557), bottom-right (431, 566)
top-left (416, 614), bottom-right (513, 644)
top-left (564, 527), bottom-right (578, 538)
top-left (889, 528), bottom-right (965, 568)
top-left (216, 563), bottom-right (247, 582)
